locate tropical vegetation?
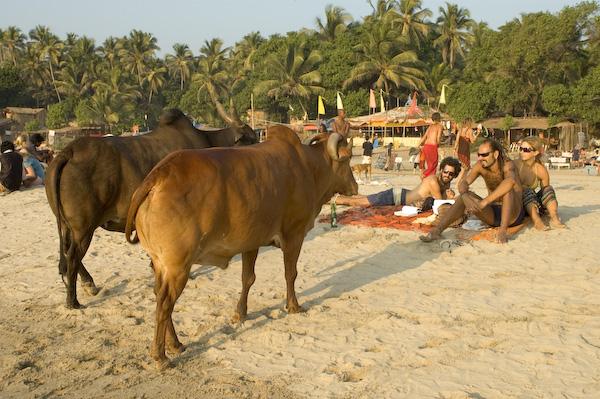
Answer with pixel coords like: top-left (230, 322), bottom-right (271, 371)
top-left (0, 1), bottom-right (598, 134)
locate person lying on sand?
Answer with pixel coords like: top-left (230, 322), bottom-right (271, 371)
top-left (335, 157), bottom-right (461, 209)
top-left (420, 139), bottom-right (525, 244)
top-left (514, 137), bottom-right (565, 230)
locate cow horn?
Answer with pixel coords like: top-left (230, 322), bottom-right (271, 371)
top-left (327, 133), bottom-right (343, 160)
top-left (302, 135), bottom-right (320, 145)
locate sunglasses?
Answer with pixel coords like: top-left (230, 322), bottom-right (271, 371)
top-left (442, 169), bottom-right (456, 177)
top-left (477, 151), bottom-right (491, 158)
top-left (520, 147), bottom-right (535, 153)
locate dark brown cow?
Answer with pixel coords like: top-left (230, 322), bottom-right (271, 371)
top-left (124, 127), bottom-right (357, 367)
top-left (45, 108), bottom-right (257, 309)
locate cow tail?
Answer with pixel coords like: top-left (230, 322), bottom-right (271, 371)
top-left (47, 150), bottom-right (73, 276)
top-left (125, 173), bottom-right (154, 244)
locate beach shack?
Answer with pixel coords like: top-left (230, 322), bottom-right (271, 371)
top-left (2, 107), bottom-right (47, 131)
top-left (481, 116), bottom-right (577, 151)
top-left (348, 106), bottom-right (449, 148)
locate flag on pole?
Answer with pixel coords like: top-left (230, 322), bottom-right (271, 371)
top-left (380, 90), bottom-right (386, 112)
top-left (318, 95), bottom-right (325, 115)
top-left (336, 92), bottom-right (344, 110)
top-left (369, 89), bottom-right (376, 109)
top-left (439, 84), bottom-right (447, 105)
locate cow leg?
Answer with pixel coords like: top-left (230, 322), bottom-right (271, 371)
top-left (151, 263), bottom-right (189, 368)
top-left (64, 230), bottom-right (96, 308)
top-left (233, 249), bottom-right (259, 323)
top-left (282, 237), bottom-right (304, 314)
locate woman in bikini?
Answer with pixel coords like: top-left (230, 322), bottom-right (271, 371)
top-left (513, 136), bottom-right (565, 230)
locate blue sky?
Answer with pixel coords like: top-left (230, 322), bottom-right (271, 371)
top-left (0, 0), bottom-right (586, 56)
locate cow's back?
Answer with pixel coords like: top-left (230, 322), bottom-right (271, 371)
top-left (134, 139), bottom-right (315, 263)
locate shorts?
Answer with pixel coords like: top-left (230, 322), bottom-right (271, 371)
top-left (490, 204), bottom-right (526, 228)
top-left (362, 155), bottom-right (372, 164)
top-left (367, 188), bottom-right (407, 206)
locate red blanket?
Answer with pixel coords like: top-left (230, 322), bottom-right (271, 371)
top-left (319, 206), bottom-right (434, 232)
top-left (319, 206), bottom-right (530, 241)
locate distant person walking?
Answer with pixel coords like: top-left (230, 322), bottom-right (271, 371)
top-left (419, 112), bottom-right (443, 178)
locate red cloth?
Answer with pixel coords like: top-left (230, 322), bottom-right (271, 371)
top-left (422, 144), bottom-right (438, 177)
top-left (319, 207), bottom-right (434, 232)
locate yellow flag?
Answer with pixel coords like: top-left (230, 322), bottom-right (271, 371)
top-left (336, 92), bottom-right (344, 110)
top-left (439, 85), bottom-right (447, 105)
top-left (318, 95), bottom-right (325, 115)
top-left (380, 90), bottom-right (386, 112)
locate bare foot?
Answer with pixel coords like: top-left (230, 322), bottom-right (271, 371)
top-left (550, 219), bottom-right (566, 229)
top-left (419, 230), bottom-right (441, 243)
top-left (533, 221), bottom-right (550, 231)
top-left (496, 230), bottom-right (508, 244)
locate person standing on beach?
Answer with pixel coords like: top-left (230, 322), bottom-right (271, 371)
top-left (454, 119), bottom-right (478, 169)
top-left (332, 109), bottom-right (350, 139)
top-left (362, 135), bottom-right (373, 165)
top-left (420, 139), bottom-right (524, 244)
top-left (0, 141), bottom-right (23, 193)
top-left (514, 137), bottom-right (565, 229)
top-left (419, 112), bottom-right (443, 178)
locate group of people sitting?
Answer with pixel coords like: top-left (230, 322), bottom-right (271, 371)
top-left (0, 134), bottom-right (51, 194)
top-left (337, 133), bottom-right (565, 243)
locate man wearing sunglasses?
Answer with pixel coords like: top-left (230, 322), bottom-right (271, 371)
top-left (335, 157), bottom-right (461, 209)
top-left (420, 139), bottom-right (525, 244)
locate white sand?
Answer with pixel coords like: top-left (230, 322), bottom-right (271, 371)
top-left (1, 169), bottom-right (599, 398)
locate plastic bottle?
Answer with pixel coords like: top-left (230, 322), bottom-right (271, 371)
top-left (330, 202), bottom-right (338, 228)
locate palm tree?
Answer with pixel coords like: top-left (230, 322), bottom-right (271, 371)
top-left (21, 44), bottom-right (49, 101)
top-left (423, 63), bottom-right (451, 105)
top-left (232, 32), bottom-right (263, 70)
top-left (396, 0), bottom-right (432, 48)
top-left (433, 2), bottom-right (475, 69)
top-left (99, 37), bottom-right (121, 70)
top-left (344, 21), bottom-right (424, 96)
top-left (28, 25), bottom-right (64, 102)
top-left (254, 41), bottom-right (324, 117)
top-left (165, 43), bottom-right (194, 91)
top-left (1, 26), bottom-right (26, 66)
top-left (119, 30), bottom-right (159, 87)
top-left (144, 63), bottom-right (167, 104)
top-left (57, 36), bottom-right (99, 98)
top-left (367, 0), bottom-right (396, 21)
top-left (92, 68), bottom-right (141, 102)
top-left (192, 38), bottom-right (238, 125)
top-left (315, 5), bottom-right (353, 41)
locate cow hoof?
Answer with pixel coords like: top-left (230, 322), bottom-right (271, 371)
top-left (231, 312), bottom-right (246, 324)
top-left (286, 304), bottom-right (305, 314)
top-left (66, 299), bottom-right (85, 310)
top-left (82, 283), bottom-right (100, 296)
top-left (156, 358), bottom-right (173, 371)
top-left (167, 343), bottom-right (186, 355)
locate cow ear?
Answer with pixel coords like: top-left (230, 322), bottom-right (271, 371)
top-left (337, 146), bottom-right (352, 160)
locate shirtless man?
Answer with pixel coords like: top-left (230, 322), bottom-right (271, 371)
top-left (332, 109), bottom-right (350, 139)
top-left (419, 112), bottom-right (443, 178)
top-left (420, 139), bottom-right (525, 244)
top-left (336, 157), bottom-right (461, 208)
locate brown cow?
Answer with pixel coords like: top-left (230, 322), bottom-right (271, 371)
top-left (45, 109), bottom-right (257, 309)
top-left (125, 127), bottom-right (358, 367)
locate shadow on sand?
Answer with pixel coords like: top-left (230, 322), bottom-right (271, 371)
top-left (174, 238), bottom-right (441, 366)
top-left (556, 204), bottom-right (600, 224)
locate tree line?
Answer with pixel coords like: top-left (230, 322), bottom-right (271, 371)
top-left (0, 0), bottom-right (599, 133)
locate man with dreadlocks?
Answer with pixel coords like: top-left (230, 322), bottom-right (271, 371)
top-left (420, 139), bottom-right (525, 244)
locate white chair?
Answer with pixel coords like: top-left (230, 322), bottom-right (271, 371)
top-left (394, 156), bottom-right (403, 171)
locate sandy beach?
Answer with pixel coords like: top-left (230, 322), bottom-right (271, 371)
top-left (1, 167), bottom-right (599, 398)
